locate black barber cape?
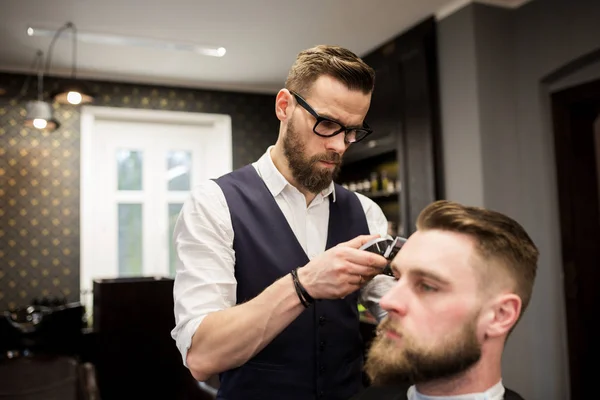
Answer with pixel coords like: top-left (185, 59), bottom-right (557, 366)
top-left (350, 384), bottom-right (526, 400)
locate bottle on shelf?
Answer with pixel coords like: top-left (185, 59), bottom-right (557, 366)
top-left (381, 171), bottom-right (389, 192)
top-left (387, 180), bottom-right (395, 193)
top-left (362, 178), bottom-right (370, 192)
top-left (370, 172), bottom-right (379, 192)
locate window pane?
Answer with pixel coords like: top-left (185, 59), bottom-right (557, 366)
top-left (117, 149), bottom-right (143, 190)
top-left (118, 204), bottom-right (143, 275)
top-left (167, 150), bottom-right (191, 191)
top-left (168, 203), bottom-right (183, 276)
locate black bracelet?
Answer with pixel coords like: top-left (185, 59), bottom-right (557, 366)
top-left (291, 271), bottom-right (309, 308)
top-left (291, 268), bottom-right (314, 306)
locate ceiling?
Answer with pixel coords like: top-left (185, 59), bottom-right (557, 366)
top-left (0, 0), bottom-right (530, 94)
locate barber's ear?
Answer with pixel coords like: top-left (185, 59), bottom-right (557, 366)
top-left (484, 294), bottom-right (522, 338)
top-left (275, 89), bottom-right (294, 122)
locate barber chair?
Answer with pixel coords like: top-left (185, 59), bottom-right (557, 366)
top-left (0, 302), bottom-right (101, 400)
top-left (92, 277), bottom-right (215, 400)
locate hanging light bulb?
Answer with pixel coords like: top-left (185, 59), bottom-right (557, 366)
top-left (45, 22), bottom-right (95, 105)
top-left (66, 91), bottom-right (82, 105)
top-left (22, 50), bottom-right (61, 131)
top-left (53, 83), bottom-right (93, 105)
top-left (24, 100), bottom-right (60, 131)
top-left (33, 118), bottom-right (48, 129)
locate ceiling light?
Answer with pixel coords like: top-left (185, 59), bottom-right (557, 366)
top-left (24, 100), bottom-right (60, 131)
top-left (21, 50), bottom-right (60, 131)
top-left (41, 22), bottom-right (95, 105)
top-left (27, 26), bottom-right (227, 57)
top-left (51, 79), bottom-right (95, 105)
top-left (33, 118), bottom-right (47, 129)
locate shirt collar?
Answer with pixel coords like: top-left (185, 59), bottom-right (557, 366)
top-left (408, 380), bottom-right (505, 400)
top-left (254, 146), bottom-right (336, 202)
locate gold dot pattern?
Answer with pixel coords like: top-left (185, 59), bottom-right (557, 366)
top-left (0, 72), bottom-right (279, 311)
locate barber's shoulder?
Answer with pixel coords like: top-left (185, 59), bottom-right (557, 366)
top-left (352, 191), bottom-right (383, 213)
top-left (185, 179), bottom-right (229, 214)
top-left (189, 179), bottom-right (225, 200)
top-left (352, 190), bottom-right (388, 234)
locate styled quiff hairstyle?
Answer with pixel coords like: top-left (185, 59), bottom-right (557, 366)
top-left (416, 200), bottom-right (539, 316)
top-left (284, 45), bottom-right (375, 96)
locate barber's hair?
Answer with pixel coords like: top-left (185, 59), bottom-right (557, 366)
top-left (416, 200), bottom-right (539, 317)
top-left (285, 45), bottom-right (375, 96)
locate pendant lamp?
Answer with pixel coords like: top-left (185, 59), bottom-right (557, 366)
top-left (46, 22), bottom-right (95, 105)
top-left (23, 50), bottom-right (60, 131)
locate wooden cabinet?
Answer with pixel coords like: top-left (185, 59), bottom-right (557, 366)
top-left (338, 17), bottom-right (444, 237)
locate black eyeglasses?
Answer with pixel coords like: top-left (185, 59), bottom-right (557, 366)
top-left (291, 91), bottom-right (373, 144)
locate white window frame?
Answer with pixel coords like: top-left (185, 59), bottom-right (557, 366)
top-left (80, 105), bottom-right (232, 309)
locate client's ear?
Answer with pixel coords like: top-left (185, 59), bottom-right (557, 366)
top-left (485, 293), bottom-right (521, 338)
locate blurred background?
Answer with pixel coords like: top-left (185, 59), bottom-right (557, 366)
top-left (0, 0), bottom-right (598, 399)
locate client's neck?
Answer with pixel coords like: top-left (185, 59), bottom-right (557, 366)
top-left (415, 357), bottom-right (501, 396)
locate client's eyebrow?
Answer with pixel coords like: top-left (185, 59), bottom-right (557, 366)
top-left (410, 269), bottom-right (451, 286)
top-left (389, 264), bottom-right (451, 286)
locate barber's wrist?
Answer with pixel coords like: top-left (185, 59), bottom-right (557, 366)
top-left (295, 267), bottom-right (315, 299)
top-left (291, 267), bottom-right (315, 307)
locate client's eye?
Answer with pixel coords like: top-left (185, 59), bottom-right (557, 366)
top-left (418, 282), bottom-right (438, 293)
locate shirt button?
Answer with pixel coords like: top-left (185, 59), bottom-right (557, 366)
top-left (319, 316), bottom-right (326, 326)
top-left (319, 341), bottom-right (326, 351)
top-left (319, 365), bottom-right (325, 375)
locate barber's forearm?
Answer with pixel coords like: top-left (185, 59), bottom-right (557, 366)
top-left (186, 274), bottom-right (304, 381)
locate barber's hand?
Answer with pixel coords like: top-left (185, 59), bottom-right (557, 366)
top-left (296, 235), bottom-right (389, 300)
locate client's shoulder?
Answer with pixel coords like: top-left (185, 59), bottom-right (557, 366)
top-left (505, 387), bottom-right (527, 400)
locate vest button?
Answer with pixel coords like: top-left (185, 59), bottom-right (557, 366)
top-left (319, 316), bottom-right (326, 326)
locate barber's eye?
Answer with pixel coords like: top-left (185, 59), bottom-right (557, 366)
top-left (318, 120), bottom-right (342, 133)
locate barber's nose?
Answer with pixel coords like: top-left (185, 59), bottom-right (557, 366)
top-left (379, 280), bottom-right (408, 317)
top-left (325, 132), bottom-right (348, 154)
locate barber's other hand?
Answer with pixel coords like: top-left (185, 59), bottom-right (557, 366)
top-left (296, 235), bottom-right (388, 300)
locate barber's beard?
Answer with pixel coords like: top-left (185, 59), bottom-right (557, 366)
top-left (364, 315), bottom-right (482, 386)
top-left (283, 119), bottom-right (342, 194)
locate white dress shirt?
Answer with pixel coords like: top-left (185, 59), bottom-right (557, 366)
top-left (171, 146), bottom-right (395, 365)
top-left (407, 380), bottom-right (506, 400)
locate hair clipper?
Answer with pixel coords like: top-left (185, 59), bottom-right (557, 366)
top-left (359, 236), bottom-right (407, 276)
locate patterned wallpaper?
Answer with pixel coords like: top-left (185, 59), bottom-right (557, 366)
top-left (0, 72), bottom-right (279, 311)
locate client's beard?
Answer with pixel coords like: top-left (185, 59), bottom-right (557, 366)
top-left (364, 316), bottom-right (482, 386)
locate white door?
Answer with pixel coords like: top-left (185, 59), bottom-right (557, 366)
top-left (80, 106), bottom-right (231, 310)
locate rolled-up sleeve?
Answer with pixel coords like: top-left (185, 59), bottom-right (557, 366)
top-left (170, 180), bottom-right (236, 367)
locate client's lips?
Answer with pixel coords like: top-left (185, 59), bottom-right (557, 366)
top-left (385, 329), bottom-right (402, 340)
